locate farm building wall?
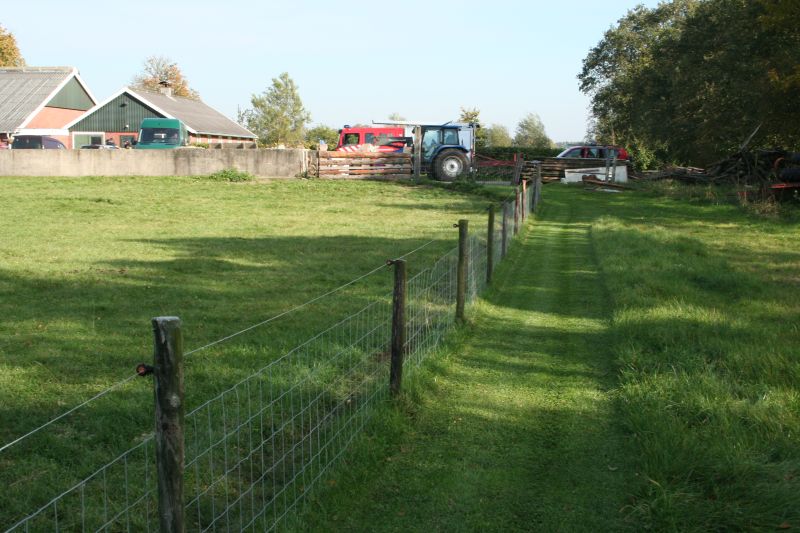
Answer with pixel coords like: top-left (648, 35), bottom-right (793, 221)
top-left (0, 148), bottom-right (307, 178)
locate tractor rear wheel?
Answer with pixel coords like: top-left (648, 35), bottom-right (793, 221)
top-left (433, 149), bottom-right (469, 181)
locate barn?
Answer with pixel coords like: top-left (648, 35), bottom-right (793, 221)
top-left (66, 86), bottom-right (257, 148)
top-left (0, 66), bottom-right (97, 148)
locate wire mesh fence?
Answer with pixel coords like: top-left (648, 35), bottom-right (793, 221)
top-left (5, 178), bottom-right (541, 533)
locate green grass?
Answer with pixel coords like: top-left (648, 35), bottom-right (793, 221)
top-left (295, 184), bottom-right (799, 531)
top-left (0, 176), bottom-right (505, 526)
top-left (3, 177), bottom-right (798, 530)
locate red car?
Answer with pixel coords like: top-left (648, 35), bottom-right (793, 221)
top-left (557, 145), bottom-right (628, 160)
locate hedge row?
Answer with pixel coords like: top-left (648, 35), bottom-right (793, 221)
top-left (477, 146), bottom-right (563, 160)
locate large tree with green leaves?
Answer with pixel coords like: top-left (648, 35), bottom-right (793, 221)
top-left (0, 24), bottom-right (24, 67)
top-left (513, 113), bottom-right (551, 149)
top-left (132, 55), bottom-right (199, 99)
top-left (579, 0), bottom-right (800, 167)
top-left (245, 72), bottom-right (311, 147)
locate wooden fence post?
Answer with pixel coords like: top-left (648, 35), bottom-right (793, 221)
top-left (501, 202), bottom-right (509, 258)
top-left (514, 187), bottom-right (520, 235)
top-left (456, 219), bottom-right (468, 321)
top-left (512, 153), bottom-right (523, 185)
top-left (487, 205), bottom-right (495, 284)
top-left (152, 316), bottom-right (185, 533)
top-left (521, 179), bottom-right (527, 221)
top-left (390, 259), bottom-right (406, 396)
top-left (533, 169), bottom-right (542, 212)
top-left (412, 126), bottom-right (422, 181)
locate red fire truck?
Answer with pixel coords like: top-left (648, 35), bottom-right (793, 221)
top-left (334, 126), bottom-right (407, 153)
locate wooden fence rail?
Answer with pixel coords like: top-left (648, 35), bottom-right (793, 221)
top-left (316, 151), bottom-right (413, 179)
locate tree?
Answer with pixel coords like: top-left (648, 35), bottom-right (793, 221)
top-left (305, 124), bottom-right (339, 149)
top-left (458, 106), bottom-right (480, 124)
top-left (459, 106), bottom-right (487, 149)
top-left (578, 0), bottom-right (800, 167)
top-left (514, 113), bottom-right (551, 149)
top-left (245, 72), bottom-right (311, 147)
top-left (485, 124), bottom-right (512, 148)
top-left (131, 55), bottom-right (199, 99)
top-left (387, 112), bottom-right (406, 121)
top-left (0, 24), bottom-right (24, 67)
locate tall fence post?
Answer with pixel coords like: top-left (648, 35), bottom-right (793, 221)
top-left (412, 126), bottom-right (422, 181)
top-left (514, 186), bottom-right (520, 235)
top-left (456, 219), bottom-right (468, 321)
top-left (151, 316), bottom-right (185, 533)
top-left (501, 202), bottom-right (509, 258)
top-left (512, 153), bottom-right (523, 185)
top-left (389, 259), bottom-right (406, 396)
top-left (533, 168), bottom-right (542, 213)
top-left (521, 179), bottom-right (527, 221)
top-left (487, 206), bottom-right (495, 284)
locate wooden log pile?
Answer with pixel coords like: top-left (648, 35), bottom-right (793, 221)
top-left (644, 149), bottom-right (800, 185)
top-left (317, 151), bottom-right (413, 179)
top-left (520, 157), bottom-right (632, 181)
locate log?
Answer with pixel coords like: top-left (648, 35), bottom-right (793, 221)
top-left (319, 151), bottom-right (410, 159)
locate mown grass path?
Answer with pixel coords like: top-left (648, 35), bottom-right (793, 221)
top-left (303, 197), bottom-right (635, 531)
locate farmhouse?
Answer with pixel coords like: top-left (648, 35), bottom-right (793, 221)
top-left (0, 66), bottom-right (97, 148)
top-left (65, 86), bottom-right (257, 148)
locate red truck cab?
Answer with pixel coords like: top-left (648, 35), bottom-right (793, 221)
top-left (335, 126), bottom-right (407, 152)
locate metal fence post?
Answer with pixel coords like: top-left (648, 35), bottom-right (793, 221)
top-left (389, 260), bottom-right (406, 396)
top-left (514, 186), bottom-right (520, 235)
top-left (487, 206), bottom-right (495, 284)
top-left (456, 219), bottom-right (468, 321)
top-left (151, 316), bottom-right (185, 533)
top-left (501, 202), bottom-right (509, 258)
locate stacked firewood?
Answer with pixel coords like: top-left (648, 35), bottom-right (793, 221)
top-left (644, 149), bottom-right (800, 185)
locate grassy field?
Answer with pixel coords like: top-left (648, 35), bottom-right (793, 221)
top-left (0, 176), bottom-right (505, 526)
top-left (3, 176), bottom-right (798, 530)
top-left (296, 184), bottom-right (799, 531)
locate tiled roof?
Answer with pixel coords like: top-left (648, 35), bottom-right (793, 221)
top-left (0, 67), bottom-right (76, 133)
top-left (130, 88), bottom-right (256, 138)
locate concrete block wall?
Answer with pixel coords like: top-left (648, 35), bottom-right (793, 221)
top-left (0, 148), bottom-right (309, 178)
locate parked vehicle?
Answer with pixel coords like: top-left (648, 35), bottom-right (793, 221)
top-left (81, 144), bottom-right (118, 149)
top-left (11, 135), bottom-right (67, 150)
top-left (135, 118), bottom-right (189, 149)
top-left (557, 144), bottom-right (628, 160)
top-left (335, 122), bottom-right (478, 180)
top-left (335, 126), bottom-right (406, 153)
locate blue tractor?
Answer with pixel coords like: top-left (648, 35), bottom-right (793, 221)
top-left (374, 121), bottom-right (478, 181)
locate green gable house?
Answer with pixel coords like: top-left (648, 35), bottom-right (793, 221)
top-left (0, 67), bottom-right (97, 148)
top-left (65, 86), bottom-right (257, 148)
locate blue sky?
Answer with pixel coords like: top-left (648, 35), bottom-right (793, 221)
top-left (4, 1), bottom-right (661, 141)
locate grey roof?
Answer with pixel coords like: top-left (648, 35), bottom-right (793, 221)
top-left (0, 67), bottom-right (77, 133)
top-left (130, 88), bottom-right (256, 139)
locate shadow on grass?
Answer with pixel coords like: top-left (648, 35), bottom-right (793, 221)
top-left (0, 233), bottom-right (461, 527)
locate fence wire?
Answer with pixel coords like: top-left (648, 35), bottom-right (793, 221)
top-left (6, 183), bottom-right (540, 533)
